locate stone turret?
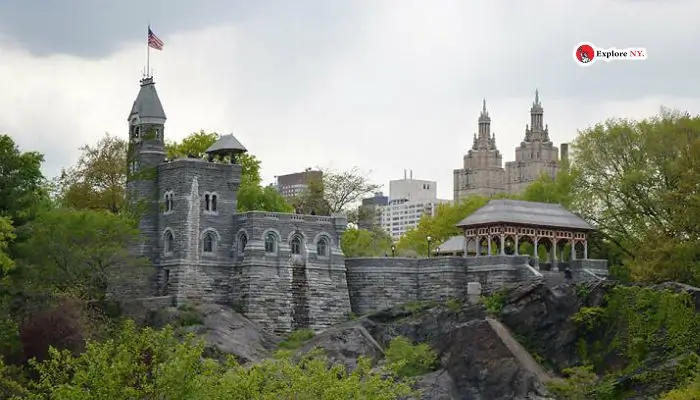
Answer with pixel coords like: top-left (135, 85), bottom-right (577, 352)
top-left (126, 77), bottom-right (167, 262)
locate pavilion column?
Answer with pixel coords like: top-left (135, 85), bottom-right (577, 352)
top-left (475, 237), bottom-right (481, 257)
top-left (487, 237), bottom-right (492, 255)
top-left (533, 236), bottom-right (540, 269)
top-left (584, 240), bottom-right (588, 259)
top-left (551, 239), bottom-right (559, 271)
top-left (570, 239), bottom-right (576, 260)
top-left (500, 234), bottom-right (506, 255)
top-left (514, 235), bottom-right (520, 255)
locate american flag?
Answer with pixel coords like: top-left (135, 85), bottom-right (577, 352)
top-left (148, 27), bottom-right (164, 50)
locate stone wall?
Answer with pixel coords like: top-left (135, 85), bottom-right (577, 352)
top-left (231, 212), bottom-right (350, 335)
top-left (345, 255), bottom-right (536, 315)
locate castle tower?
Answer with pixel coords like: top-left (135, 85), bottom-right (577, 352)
top-left (126, 77), bottom-right (167, 262)
top-left (505, 90), bottom-right (560, 194)
top-left (453, 100), bottom-right (505, 200)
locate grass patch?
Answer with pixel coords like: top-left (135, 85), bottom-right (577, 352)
top-left (278, 329), bottom-right (315, 350)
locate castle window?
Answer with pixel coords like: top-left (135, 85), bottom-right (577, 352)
top-left (290, 236), bottom-right (302, 255)
top-left (211, 194), bottom-right (218, 212)
top-left (164, 230), bottom-right (174, 254)
top-left (238, 233), bottom-right (248, 253)
top-left (317, 237), bottom-right (329, 257)
top-left (265, 233), bottom-right (277, 254)
top-left (204, 194), bottom-right (211, 211)
top-left (203, 232), bottom-right (216, 253)
top-left (164, 192), bottom-right (175, 213)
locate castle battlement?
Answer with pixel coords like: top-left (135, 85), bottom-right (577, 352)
top-left (233, 211), bottom-right (343, 225)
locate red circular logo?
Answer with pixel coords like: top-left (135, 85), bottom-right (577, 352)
top-left (576, 44), bottom-right (595, 64)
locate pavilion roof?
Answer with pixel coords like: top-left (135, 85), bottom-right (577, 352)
top-left (455, 199), bottom-right (595, 231)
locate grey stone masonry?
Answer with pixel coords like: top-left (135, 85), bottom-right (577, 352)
top-left (344, 255), bottom-right (607, 315)
top-left (231, 212), bottom-right (350, 335)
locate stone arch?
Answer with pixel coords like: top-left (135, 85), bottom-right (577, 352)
top-left (288, 231), bottom-right (306, 255)
top-left (235, 228), bottom-right (249, 254)
top-left (262, 228), bottom-right (281, 254)
top-left (162, 228), bottom-right (175, 255)
top-left (314, 232), bottom-right (332, 257)
top-left (201, 228), bottom-right (221, 254)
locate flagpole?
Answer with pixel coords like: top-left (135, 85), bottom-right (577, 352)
top-left (146, 24), bottom-right (151, 78)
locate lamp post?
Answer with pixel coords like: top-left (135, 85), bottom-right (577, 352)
top-left (391, 244), bottom-right (396, 257)
top-left (427, 235), bottom-right (432, 258)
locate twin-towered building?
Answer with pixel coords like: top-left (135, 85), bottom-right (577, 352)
top-left (453, 90), bottom-right (568, 201)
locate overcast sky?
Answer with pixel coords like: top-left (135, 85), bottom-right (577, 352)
top-left (1, 0), bottom-right (698, 200)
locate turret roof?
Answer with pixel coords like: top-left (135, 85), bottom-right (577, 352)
top-left (128, 77), bottom-right (166, 121)
top-left (205, 133), bottom-right (247, 154)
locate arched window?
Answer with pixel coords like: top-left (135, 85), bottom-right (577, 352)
top-left (168, 193), bottom-right (174, 211)
top-left (238, 233), bottom-right (248, 253)
top-left (211, 194), bottom-right (218, 212)
top-left (204, 194), bottom-right (210, 211)
top-left (317, 237), bottom-right (328, 257)
top-left (291, 236), bottom-right (302, 255)
top-left (164, 231), bottom-right (174, 254)
top-left (203, 232), bottom-right (216, 253)
top-left (265, 233), bottom-right (277, 254)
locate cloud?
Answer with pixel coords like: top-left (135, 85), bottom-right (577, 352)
top-left (0, 0), bottom-right (698, 200)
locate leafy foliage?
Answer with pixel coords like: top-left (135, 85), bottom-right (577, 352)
top-left (14, 209), bottom-right (145, 300)
top-left (0, 135), bottom-right (47, 225)
top-left (570, 110), bottom-right (700, 284)
top-left (341, 227), bottom-right (393, 257)
top-left (384, 336), bottom-right (438, 378)
top-left (56, 134), bottom-right (127, 213)
top-left (278, 329), bottom-right (315, 350)
top-left (396, 196), bottom-right (488, 256)
top-left (166, 130), bottom-right (293, 213)
top-left (13, 321), bottom-right (415, 400)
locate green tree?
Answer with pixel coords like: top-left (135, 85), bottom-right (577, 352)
top-left (0, 216), bottom-right (14, 278)
top-left (56, 134), bottom-right (127, 214)
top-left (0, 135), bottom-right (46, 225)
top-left (292, 176), bottom-right (331, 215)
top-left (166, 131), bottom-right (293, 213)
top-left (22, 320), bottom-right (414, 400)
top-left (397, 196), bottom-right (488, 256)
top-left (341, 227), bottom-right (393, 257)
top-left (570, 109), bottom-right (700, 284)
top-left (13, 209), bottom-right (145, 300)
top-left (322, 167), bottom-right (381, 214)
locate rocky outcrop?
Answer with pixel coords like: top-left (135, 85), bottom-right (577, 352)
top-left (499, 279), bottom-right (611, 372)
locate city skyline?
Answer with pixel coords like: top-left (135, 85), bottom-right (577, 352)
top-left (1, 1), bottom-right (698, 200)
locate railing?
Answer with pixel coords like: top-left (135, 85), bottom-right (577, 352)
top-left (234, 211), bottom-right (342, 224)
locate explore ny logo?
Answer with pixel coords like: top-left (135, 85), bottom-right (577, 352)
top-left (574, 42), bottom-right (647, 67)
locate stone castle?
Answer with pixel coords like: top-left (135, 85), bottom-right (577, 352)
top-left (114, 77), bottom-right (608, 335)
top-left (453, 90), bottom-right (566, 200)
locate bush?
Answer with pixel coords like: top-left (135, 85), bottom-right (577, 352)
top-left (19, 321), bottom-right (415, 400)
top-left (278, 329), bottom-right (315, 350)
top-left (384, 336), bottom-right (438, 378)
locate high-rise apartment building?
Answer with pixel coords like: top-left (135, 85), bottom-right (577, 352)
top-left (275, 168), bottom-right (323, 200)
top-left (376, 171), bottom-right (450, 239)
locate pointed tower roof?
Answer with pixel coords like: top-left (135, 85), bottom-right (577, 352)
top-left (479, 98), bottom-right (490, 122)
top-left (205, 133), bottom-right (248, 156)
top-left (530, 89), bottom-right (543, 113)
top-left (128, 77), bottom-right (166, 123)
